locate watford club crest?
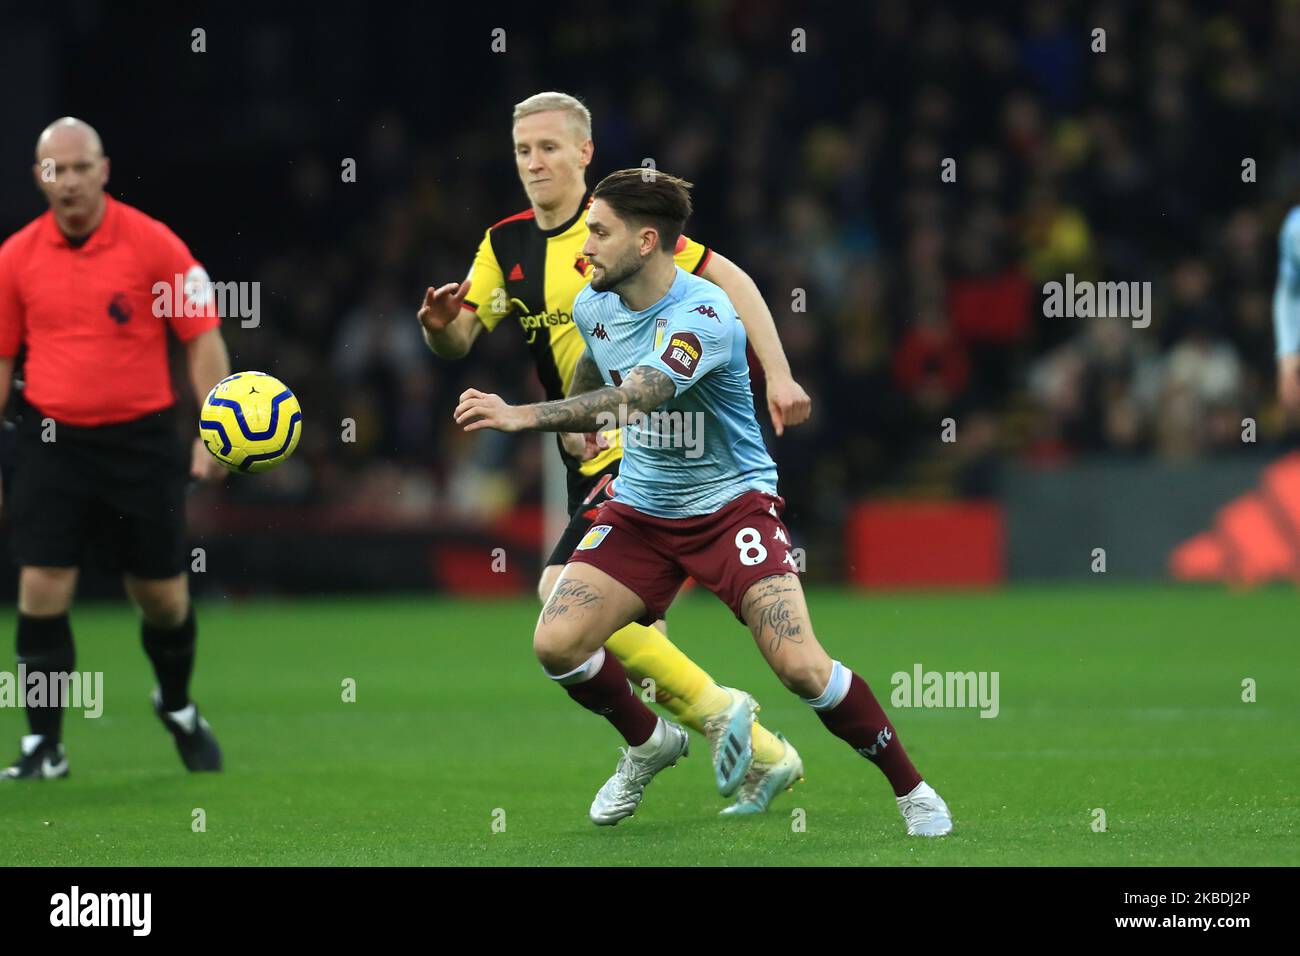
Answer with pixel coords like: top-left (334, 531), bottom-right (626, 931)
top-left (574, 254), bottom-right (591, 277)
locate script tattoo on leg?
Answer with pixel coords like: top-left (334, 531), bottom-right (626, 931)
top-left (742, 574), bottom-right (805, 654)
top-left (542, 578), bottom-right (604, 625)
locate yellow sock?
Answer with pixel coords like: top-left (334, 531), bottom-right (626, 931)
top-left (605, 622), bottom-right (786, 764)
top-left (749, 722), bottom-right (786, 765)
top-left (651, 690), bottom-right (708, 735)
top-left (606, 622), bottom-right (729, 722)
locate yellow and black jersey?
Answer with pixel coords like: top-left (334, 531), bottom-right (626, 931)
top-left (462, 193), bottom-right (712, 476)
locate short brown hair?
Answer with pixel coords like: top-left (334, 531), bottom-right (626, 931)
top-left (592, 168), bottom-right (694, 253)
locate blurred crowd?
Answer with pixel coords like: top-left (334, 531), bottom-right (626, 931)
top-left (15, 0), bottom-right (1300, 530)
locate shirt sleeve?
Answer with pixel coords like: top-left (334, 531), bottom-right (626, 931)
top-left (673, 233), bottom-right (712, 275)
top-left (463, 228), bottom-right (511, 332)
top-left (0, 242), bottom-right (22, 358)
top-left (1274, 208), bottom-right (1300, 358)
top-left (636, 295), bottom-right (736, 397)
top-left (150, 219), bottom-right (220, 342)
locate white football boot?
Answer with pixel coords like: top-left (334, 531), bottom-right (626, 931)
top-left (896, 780), bottom-right (953, 836)
top-left (589, 719), bottom-right (689, 826)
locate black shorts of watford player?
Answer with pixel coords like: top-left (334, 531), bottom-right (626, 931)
top-left (417, 93), bottom-right (813, 814)
top-left (0, 118), bottom-right (232, 779)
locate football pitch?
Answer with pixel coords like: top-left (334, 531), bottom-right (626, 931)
top-left (1, 585), bottom-right (1296, 867)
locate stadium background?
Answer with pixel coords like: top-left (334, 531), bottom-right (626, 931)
top-left (1, 0), bottom-right (1298, 596)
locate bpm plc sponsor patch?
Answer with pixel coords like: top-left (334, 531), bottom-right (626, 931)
top-left (661, 331), bottom-right (702, 377)
top-left (577, 524), bottom-right (612, 550)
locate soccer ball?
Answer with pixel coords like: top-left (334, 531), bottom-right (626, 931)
top-left (199, 371), bottom-right (303, 473)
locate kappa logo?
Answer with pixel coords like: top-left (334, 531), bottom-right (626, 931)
top-left (661, 331), bottom-right (702, 377)
top-left (690, 304), bottom-right (719, 320)
top-left (577, 524), bottom-right (612, 550)
top-left (593, 323), bottom-right (609, 340)
top-left (856, 725), bottom-right (892, 758)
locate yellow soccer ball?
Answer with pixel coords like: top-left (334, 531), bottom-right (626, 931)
top-left (199, 371), bottom-right (303, 473)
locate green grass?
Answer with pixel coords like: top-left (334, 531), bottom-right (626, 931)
top-left (1, 585), bottom-right (1297, 866)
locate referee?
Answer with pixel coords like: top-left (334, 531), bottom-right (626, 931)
top-left (0, 118), bottom-right (230, 778)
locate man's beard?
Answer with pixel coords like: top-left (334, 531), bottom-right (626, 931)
top-left (590, 249), bottom-right (641, 292)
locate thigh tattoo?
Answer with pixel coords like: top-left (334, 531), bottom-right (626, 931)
top-left (541, 578), bottom-right (605, 626)
top-left (742, 574), bottom-right (805, 654)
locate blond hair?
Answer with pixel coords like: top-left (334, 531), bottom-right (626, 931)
top-left (512, 92), bottom-right (592, 141)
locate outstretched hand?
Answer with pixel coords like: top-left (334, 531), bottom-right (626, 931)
top-left (418, 280), bottom-right (473, 335)
top-left (455, 388), bottom-right (527, 433)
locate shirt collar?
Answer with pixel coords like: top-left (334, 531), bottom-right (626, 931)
top-left (538, 191), bottom-right (593, 239)
top-left (42, 193), bottom-right (118, 251)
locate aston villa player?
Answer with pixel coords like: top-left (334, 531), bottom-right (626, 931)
top-left (0, 118), bottom-right (231, 779)
top-left (455, 169), bottom-right (952, 835)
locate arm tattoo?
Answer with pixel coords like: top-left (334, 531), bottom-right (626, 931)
top-left (541, 578), bottom-right (605, 626)
top-left (567, 351), bottom-right (605, 397)
top-left (531, 386), bottom-right (625, 432)
top-left (619, 366), bottom-right (676, 411)
top-left (525, 365), bottom-right (676, 432)
top-left (741, 574), bottom-right (805, 654)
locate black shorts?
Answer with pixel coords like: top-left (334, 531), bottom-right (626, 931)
top-left (544, 455), bottom-right (621, 568)
top-left (7, 402), bottom-right (190, 579)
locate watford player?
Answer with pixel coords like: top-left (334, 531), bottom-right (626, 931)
top-left (0, 118), bottom-right (230, 779)
top-left (419, 92), bottom-right (811, 812)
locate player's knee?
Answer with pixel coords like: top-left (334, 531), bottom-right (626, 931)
top-left (532, 625), bottom-right (565, 671)
top-left (775, 658), bottom-right (830, 699)
top-left (537, 565), bottom-right (563, 605)
top-left (18, 567), bottom-right (77, 616)
top-left (142, 598), bottom-right (189, 629)
top-left (131, 583), bottom-right (190, 628)
top-left (533, 623), bottom-right (585, 676)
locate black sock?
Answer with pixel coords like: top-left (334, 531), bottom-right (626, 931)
top-left (16, 613), bottom-right (75, 744)
top-left (142, 607), bottom-right (196, 713)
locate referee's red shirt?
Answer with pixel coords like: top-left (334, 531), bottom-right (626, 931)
top-left (0, 194), bottom-right (220, 426)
